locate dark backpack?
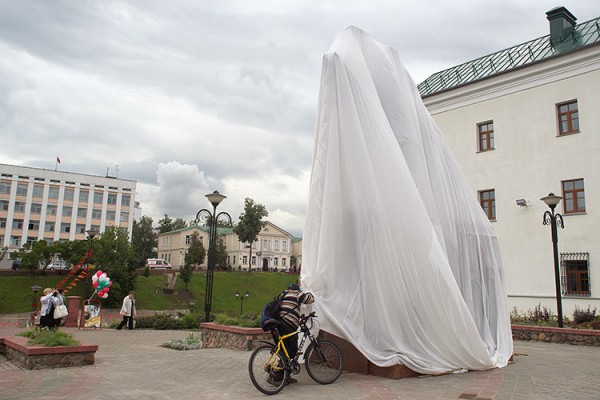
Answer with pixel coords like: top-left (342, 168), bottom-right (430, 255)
top-left (259, 291), bottom-right (286, 331)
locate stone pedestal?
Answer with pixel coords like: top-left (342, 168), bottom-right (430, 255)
top-left (320, 331), bottom-right (421, 379)
top-left (65, 296), bottom-right (81, 327)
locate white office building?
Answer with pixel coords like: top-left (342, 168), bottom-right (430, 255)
top-left (0, 163), bottom-right (137, 262)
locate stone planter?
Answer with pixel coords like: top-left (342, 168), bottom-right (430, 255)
top-left (0, 336), bottom-right (98, 369)
top-left (200, 322), bottom-right (272, 351)
top-left (511, 324), bottom-right (600, 346)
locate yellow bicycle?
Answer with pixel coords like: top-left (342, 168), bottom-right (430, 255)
top-left (248, 311), bottom-right (343, 395)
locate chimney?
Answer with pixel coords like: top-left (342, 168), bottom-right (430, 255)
top-left (546, 6), bottom-right (577, 46)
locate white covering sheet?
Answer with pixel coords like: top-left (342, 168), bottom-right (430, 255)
top-left (301, 27), bottom-right (513, 374)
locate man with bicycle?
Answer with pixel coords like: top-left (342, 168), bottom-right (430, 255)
top-left (272, 283), bottom-right (314, 384)
top-left (250, 285), bottom-right (343, 394)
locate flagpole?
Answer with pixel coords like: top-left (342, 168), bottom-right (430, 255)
top-left (55, 160), bottom-right (58, 171)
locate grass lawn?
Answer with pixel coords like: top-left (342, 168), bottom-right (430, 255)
top-left (139, 271), bottom-right (297, 316)
top-left (0, 274), bottom-right (87, 314)
top-left (0, 271), bottom-right (299, 316)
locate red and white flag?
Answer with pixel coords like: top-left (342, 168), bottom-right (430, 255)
top-left (57, 156), bottom-right (61, 163)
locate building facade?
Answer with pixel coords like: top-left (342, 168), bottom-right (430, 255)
top-left (228, 221), bottom-right (296, 271)
top-left (157, 225), bottom-right (211, 268)
top-left (0, 163), bottom-right (137, 260)
top-left (419, 7), bottom-right (600, 316)
top-left (158, 221), bottom-right (301, 272)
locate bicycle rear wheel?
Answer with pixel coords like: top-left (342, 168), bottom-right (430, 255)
top-left (248, 345), bottom-right (289, 395)
top-left (305, 340), bottom-right (343, 384)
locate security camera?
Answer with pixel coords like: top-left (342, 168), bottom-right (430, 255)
top-left (516, 199), bottom-right (528, 207)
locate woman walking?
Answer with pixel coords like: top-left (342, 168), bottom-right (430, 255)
top-left (117, 291), bottom-right (136, 330)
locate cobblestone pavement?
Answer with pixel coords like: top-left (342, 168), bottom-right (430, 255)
top-left (1, 327), bottom-right (599, 400)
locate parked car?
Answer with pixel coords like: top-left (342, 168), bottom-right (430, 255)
top-left (47, 262), bottom-right (69, 271)
top-left (146, 258), bottom-right (172, 269)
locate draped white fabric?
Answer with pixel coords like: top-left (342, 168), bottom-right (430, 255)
top-left (301, 27), bottom-right (513, 374)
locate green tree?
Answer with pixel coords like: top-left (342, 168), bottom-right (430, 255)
top-left (53, 239), bottom-right (89, 267)
top-left (213, 236), bottom-right (228, 270)
top-left (132, 216), bottom-right (158, 267)
top-left (158, 214), bottom-right (188, 233)
top-left (233, 198), bottom-right (268, 272)
top-left (14, 240), bottom-right (56, 274)
top-left (180, 261), bottom-right (193, 290)
top-left (172, 217), bottom-right (188, 230)
top-left (182, 232), bottom-right (206, 290)
top-left (158, 214), bottom-right (174, 233)
top-left (185, 232), bottom-right (206, 268)
top-left (92, 226), bottom-right (136, 307)
top-left (205, 218), bottom-right (234, 228)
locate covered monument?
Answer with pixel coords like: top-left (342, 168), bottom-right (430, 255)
top-left (301, 27), bottom-right (513, 374)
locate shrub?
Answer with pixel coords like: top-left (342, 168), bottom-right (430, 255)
top-left (162, 332), bottom-right (201, 350)
top-left (180, 313), bottom-right (200, 329)
top-left (143, 266), bottom-right (150, 277)
top-left (16, 328), bottom-right (81, 347)
top-left (527, 303), bottom-right (552, 323)
top-left (573, 306), bottom-right (597, 324)
top-left (134, 312), bottom-right (201, 330)
top-left (511, 304), bottom-right (558, 326)
top-left (213, 312), bottom-right (260, 328)
top-left (153, 314), bottom-right (183, 330)
top-left (107, 319), bottom-right (120, 329)
top-left (510, 306), bottom-right (526, 323)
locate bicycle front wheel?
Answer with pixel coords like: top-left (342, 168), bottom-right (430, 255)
top-left (305, 340), bottom-right (343, 384)
top-left (248, 345), bottom-right (289, 395)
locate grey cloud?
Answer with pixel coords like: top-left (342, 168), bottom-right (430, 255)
top-left (155, 161), bottom-right (210, 219)
top-left (1, 0), bottom-right (597, 231)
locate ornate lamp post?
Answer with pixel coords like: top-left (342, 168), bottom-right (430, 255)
top-left (30, 284), bottom-right (42, 326)
top-left (196, 191), bottom-right (232, 322)
top-left (541, 193), bottom-right (565, 328)
top-left (234, 291), bottom-right (250, 315)
top-left (85, 229), bottom-right (100, 301)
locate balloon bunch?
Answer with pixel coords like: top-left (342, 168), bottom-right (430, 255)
top-left (91, 270), bottom-right (112, 300)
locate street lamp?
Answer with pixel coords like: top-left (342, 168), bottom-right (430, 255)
top-left (234, 291), bottom-right (250, 315)
top-left (30, 284), bottom-right (42, 326)
top-left (195, 191), bottom-right (232, 322)
top-left (541, 192), bottom-right (565, 328)
top-left (85, 229), bottom-right (100, 301)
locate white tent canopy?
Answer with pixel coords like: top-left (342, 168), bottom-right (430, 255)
top-left (301, 27), bottom-right (513, 375)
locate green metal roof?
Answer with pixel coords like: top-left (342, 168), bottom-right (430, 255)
top-left (197, 225), bottom-right (235, 235)
top-left (418, 16), bottom-right (600, 97)
top-left (158, 224), bottom-right (234, 236)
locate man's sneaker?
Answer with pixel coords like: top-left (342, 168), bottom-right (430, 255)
top-left (287, 376), bottom-right (298, 384)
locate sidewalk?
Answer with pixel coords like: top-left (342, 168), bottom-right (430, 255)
top-left (1, 326), bottom-right (598, 400)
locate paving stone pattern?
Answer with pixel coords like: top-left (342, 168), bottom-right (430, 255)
top-left (0, 327), bottom-right (598, 400)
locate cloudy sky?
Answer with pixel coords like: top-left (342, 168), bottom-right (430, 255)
top-left (1, 1), bottom-right (597, 236)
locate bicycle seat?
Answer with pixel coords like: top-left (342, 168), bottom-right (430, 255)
top-left (262, 318), bottom-right (279, 331)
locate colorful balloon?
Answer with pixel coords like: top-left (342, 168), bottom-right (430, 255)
top-left (90, 269), bottom-right (111, 300)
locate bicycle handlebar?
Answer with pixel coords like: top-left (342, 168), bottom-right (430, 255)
top-left (299, 311), bottom-right (317, 326)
